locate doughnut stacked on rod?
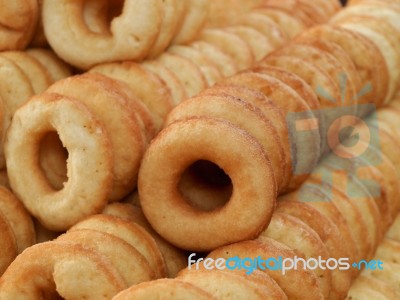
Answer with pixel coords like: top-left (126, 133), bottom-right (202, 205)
top-left (137, 0), bottom-right (400, 253)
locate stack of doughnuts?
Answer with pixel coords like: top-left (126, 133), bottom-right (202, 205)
top-left (137, 0), bottom-right (400, 251)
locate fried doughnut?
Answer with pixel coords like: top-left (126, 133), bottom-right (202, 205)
top-left (146, 0), bottom-right (185, 58)
top-left (335, 17), bottom-right (400, 103)
top-left (347, 275), bottom-right (400, 300)
top-left (57, 229), bottom-right (154, 286)
top-left (0, 56), bottom-right (34, 169)
top-left (254, 7), bottom-right (306, 38)
top-left (0, 212), bottom-right (17, 275)
top-left (103, 202), bottom-right (187, 278)
top-left (226, 26), bottom-right (274, 61)
top-left (276, 201), bottom-right (352, 299)
top-left (165, 94), bottom-right (284, 192)
top-left (90, 62), bottom-right (173, 132)
top-left (142, 61), bottom-right (188, 106)
top-left (207, 238), bottom-right (324, 300)
top-left (113, 278), bottom-right (215, 300)
top-left (375, 239), bottom-right (400, 264)
top-left (0, 241), bottom-right (126, 299)
top-left (71, 214), bottom-right (166, 279)
top-left (46, 73), bottom-right (146, 201)
top-left (190, 41), bottom-right (238, 77)
top-left (4, 93), bottom-right (113, 231)
top-left (0, 186), bottom-right (35, 252)
top-left (363, 260), bottom-right (400, 289)
top-left (168, 45), bottom-right (223, 86)
top-left (199, 29), bottom-right (254, 71)
top-left (221, 71), bottom-right (320, 190)
top-left (171, 0), bottom-right (210, 45)
top-left (154, 53), bottom-right (208, 97)
top-left (0, 51), bottom-right (52, 94)
top-left (26, 48), bottom-right (72, 82)
top-left (0, 0), bottom-right (39, 50)
top-left (296, 25), bottom-right (389, 107)
top-left (138, 117), bottom-right (276, 251)
top-left (42, 0), bottom-right (164, 69)
top-left (238, 13), bottom-right (288, 49)
top-left (260, 212), bottom-right (332, 298)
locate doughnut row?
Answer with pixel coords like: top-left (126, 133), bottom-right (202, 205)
top-left (0, 187), bottom-right (35, 276)
top-left (42, 0), bottom-right (212, 69)
top-left (137, 0), bottom-right (400, 251)
top-left (89, 0), bottom-right (340, 131)
top-left (0, 202), bottom-right (186, 299)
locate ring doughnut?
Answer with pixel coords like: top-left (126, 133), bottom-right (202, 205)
top-left (4, 93), bottom-right (113, 231)
top-left (138, 117), bottom-right (276, 251)
top-left (0, 0), bottom-right (39, 50)
top-left (0, 241), bottom-right (126, 299)
top-left (42, 0), bottom-right (164, 69)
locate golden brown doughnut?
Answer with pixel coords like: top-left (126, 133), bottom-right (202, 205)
top-left (138, 117), bottom-right (276, 251)
top-left (0, 241), bottom-right (126, 299)
top-left (5, 93), bottom-right (113, 231)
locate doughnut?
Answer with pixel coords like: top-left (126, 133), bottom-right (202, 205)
top-left (221, 71), bottom-right (320, 191)
top-left (207, 238), bottom-right (324, 299)
top-left (4, 93), bottom-right (114, 231)
top-left (254, 7), bottom-right (306, 38)
top-left (199, 29), bottom-right (254, 71)
top-left (57, 229), bottom-right (154, 286)
top-left (142, 61), bottom-right (188, 106)
top-left (237, 13), bottom-right (288, 48)
top-left (0, 186), bottom-right (35, 252)
top-left (103, 202), bottom-right (187, 278)
top-left (363, 260), bottom-right (400, 288)
top-left (46, 73), bottom-right (147, 201)
top-left (0, 0), bottom-right (38, 50)
top-left (0, 51), bottom-right (52, 94)
top-left (90, 61), bottom-right (173, 132)
top-left (146, 0), bottom-right (185, 58)
top-left (42, 0), bottom-right (164, 69)
top-left (0, 212), bottom-right (17, 275)
top-left (296, 25), bottom-right (389, 107)
top-left (276, 201), bottom-right (352, 299)
top-left (205, 0), bottom-right (265, 28)
top-left (26, 48), bottom-right (72, 82)
top-left (0, 241), bottom-right (126, 299)
top-left (71, 214), bottom-right (166, 279)
top-left (334, 16), bottom-right (400, 103)
top-left (138, 117), bottom-right (276, 251)
top-left (168, 45), bottom-right (223, 86)
top-left (113, 278), bottom-right (215, 300)
top-left (165, 94), bottom-right (284, 192)
top-left (190, 41), bottom-right (238, 77)
top-left (259, 212), bottom-right (332, 298)
top-left (225, 26), bottom-right (274, 61)
top-left (154, 53), bottom-right (208, 97)
top-left (177, 268), bottom-right (277, 299)
top-left (171, 0), bottom-right (210, 45)
top-left (0, 55), bottom-right (34, 168)
top-left (201, 84), bottom-right (291, 188)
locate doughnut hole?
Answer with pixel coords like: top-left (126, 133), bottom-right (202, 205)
top-left (83, 0), bottom-right (125, 34)
top-left (178, 160), bottom-right (233, 211)
top-left (39, 132), bottom-right (68, 191)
